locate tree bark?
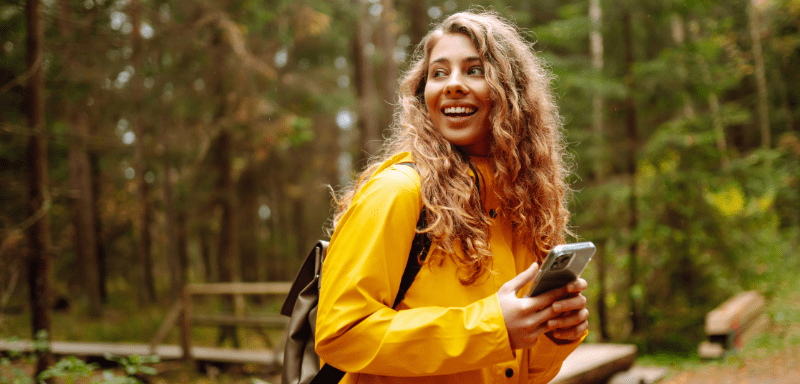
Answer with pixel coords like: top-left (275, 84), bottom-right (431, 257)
top-left (68, 111), bottom-right (102, 316)
top-left (623, 10), bottom-right (644, 336)
top-left (26, 0), bottom-right (53, 375)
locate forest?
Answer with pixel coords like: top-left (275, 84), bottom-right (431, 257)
top-left (1, 0), bottom-right (799, 378)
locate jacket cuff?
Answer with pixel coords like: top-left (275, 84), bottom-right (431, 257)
top-left (487, 293), bottom-right (517, 360)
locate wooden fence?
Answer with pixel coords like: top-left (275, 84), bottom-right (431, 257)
top-left (149, 282), bottom-right (292, 361)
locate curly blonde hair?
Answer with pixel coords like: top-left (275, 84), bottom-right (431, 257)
top-left (333, 10), bottom-right (572, 285)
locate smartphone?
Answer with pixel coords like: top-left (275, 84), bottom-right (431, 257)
top-left (526, 242), bottom-right (595, 297)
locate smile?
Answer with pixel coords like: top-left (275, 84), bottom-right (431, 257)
top-left (443, 106), bottom-right (477, 117)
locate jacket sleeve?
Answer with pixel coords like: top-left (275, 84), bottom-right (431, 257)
top-left (526, 330), bottom-right (587, 382)
top-left (315, 165), bottom-right (515, 376)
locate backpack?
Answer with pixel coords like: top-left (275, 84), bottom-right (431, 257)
top-left (280, 164), bottom-right (430, 384)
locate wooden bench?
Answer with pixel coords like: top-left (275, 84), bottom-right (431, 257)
top-left (551, 344), bottom-right (637, 384)
top-left (698, 290), bottom-right (770, 359)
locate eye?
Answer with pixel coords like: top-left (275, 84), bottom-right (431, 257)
top-left (468, 66), bottom-right (485, 76)
top-left (431, 68), bottom-right (447, 78)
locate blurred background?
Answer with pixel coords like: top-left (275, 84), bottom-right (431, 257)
top-left (1, 0), bottom-right (799, 362)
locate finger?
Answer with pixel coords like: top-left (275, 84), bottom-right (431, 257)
top-left (552, 294), bottom-right (587, 313)
top-left (550, 320), bottom-right (589, 341)
top-left (565, 278), bottom-right (588, 294)
top-left (548, 308), bottom-right (589, 330)
top-left (501, 262), bottom-right (539, 294)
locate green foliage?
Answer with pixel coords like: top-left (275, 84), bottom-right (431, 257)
top-left (34, 354), bottom-right (159, 384)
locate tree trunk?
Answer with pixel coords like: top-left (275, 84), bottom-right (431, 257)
top-left (130, 0), bottom-right (156, 303)
top-left (623, 10), bottom-right (644, 336)
top-left (162, 121), bottom-right (182, 300)
top-left (214, 129), bottom-right (240, 347)
top-left (408, 0), bottom-right (427, 47)
top-left (352, 0), bottom-right (381, 168)
top-left (749, 0), bottom-right (770, 150)
top-left (199, 224), bottom-right (214, 282)
top-left (88, 148), bottom-right (107, 303)
top-left (237, 161), bottom-right (259, 283)
top-left (26, 0), bottom-right (53, 375)
top-left (378, 0), bottom-right (399, 137)
top-left (689, 19), bottom-right (729, 168)
top-left (68, 111), bottom-right (102, 316)
top-left (177, 211), bottom-right (189, 289)
top-left (670, 14), bottom-right (695, 120)
top-left (589, 0), bottom-right (609, 342)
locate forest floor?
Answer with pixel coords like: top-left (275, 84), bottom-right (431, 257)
top-left (651, 273), bottom-right (800, 384)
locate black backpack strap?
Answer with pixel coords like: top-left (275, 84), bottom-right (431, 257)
top-left (310, 363), bottom-right (346, 384)
top-left (312, 161), bottom-right (430, 383)
top-left (392, 161), bottom-right (431, 309)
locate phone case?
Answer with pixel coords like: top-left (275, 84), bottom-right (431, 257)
top-left (526, 242), bottom-right (595, 297)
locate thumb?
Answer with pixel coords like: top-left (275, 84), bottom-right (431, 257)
top-left (500, 262), bottom-right (539, 295)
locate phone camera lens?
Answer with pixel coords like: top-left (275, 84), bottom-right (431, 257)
top-left (551, 254), bottom-right (572, 271)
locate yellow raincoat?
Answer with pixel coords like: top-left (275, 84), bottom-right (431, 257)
top-left (316, 152), bottom-right (585, 383)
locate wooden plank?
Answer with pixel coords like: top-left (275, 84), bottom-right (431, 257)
top-left (551, 344), bottom-right (637, 384)
top-left (192, 314), bottom-right (288, 327)
top-left (705, 291), bottom-right (765, 335)
top-left (735, 312), bottom-right (770, 349)
top-left (0, 340), bottom-right (278, 366)
top-left (149, 299), bottom-right (183, 352)
top-left (186, 282), bottom-right (292, 296)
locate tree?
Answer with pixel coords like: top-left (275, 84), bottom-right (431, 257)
top-left (588, 0), bottom-right (610, 342)
top-left (25, 0), bottom-right (53, 376)
top-left (749, 0), bottom-right (771, 150)
top-left (622, 8), bottom-right (644, 336)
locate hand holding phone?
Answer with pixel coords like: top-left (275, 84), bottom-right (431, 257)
top-left (526, 242), bottom-right (595, 298)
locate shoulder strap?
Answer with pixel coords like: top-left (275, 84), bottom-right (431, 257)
top-left (392, 161), bottom-right (430, 308)
top-left (312, 162), bottom-right (430, 383)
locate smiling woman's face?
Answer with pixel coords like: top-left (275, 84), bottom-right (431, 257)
top-left (424, 33), bottom-right (493, 156)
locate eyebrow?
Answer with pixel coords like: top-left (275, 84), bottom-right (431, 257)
top-left (429, 56), bottom-right (483, 66)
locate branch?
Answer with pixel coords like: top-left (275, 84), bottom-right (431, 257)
top-left (194, 11), bottom-right (277, 80)
top-left (0, 55), bottom-right (43, 97)
top-left (0, 199), bottom-right (51, 259)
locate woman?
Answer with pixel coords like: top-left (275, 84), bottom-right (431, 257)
top-left (316, 10), bottom-right (589, 383)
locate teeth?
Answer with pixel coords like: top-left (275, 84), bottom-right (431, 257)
top-left (444, 107), bottom-right (475, 114)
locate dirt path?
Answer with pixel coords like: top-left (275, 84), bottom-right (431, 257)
top-left (661, 285), bottom-right (800, 384)
top-left (662, 345), bottom-right (800, 384)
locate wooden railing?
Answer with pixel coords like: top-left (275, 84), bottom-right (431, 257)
top-left (150, 282), bottom-right (292, 360)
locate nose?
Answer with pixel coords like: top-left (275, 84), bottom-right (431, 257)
top-left (443, 72), bottom-right (468, 96)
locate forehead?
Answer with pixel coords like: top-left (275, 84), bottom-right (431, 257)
top-left (428, 33), bottom-right (480, 64)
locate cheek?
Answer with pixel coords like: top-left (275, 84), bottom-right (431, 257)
top-left (423, 91), bottom-right (437, 115)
